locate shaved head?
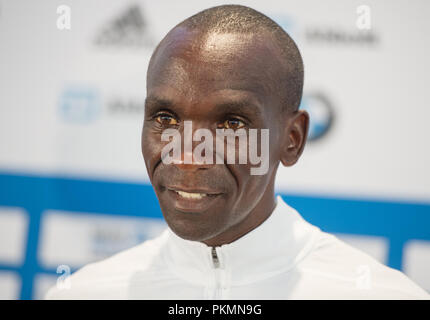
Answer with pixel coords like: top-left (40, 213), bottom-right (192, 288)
top-left (148, 4), bottom-right (304, 113)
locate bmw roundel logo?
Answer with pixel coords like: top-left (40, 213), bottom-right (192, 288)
top-left (299, 92), bottom-right (335, 142)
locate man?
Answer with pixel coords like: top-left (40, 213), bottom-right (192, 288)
top-left (46, 5), bottom-right (429, 299)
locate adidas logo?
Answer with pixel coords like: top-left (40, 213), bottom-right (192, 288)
top-left (94, 4), bottom-right (154, 48)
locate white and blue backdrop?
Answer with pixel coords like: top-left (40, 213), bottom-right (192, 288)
top-left (0, 0), bottom-right (429, 299)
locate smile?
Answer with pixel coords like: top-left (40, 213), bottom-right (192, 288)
top-left (176, 190), bottom-right (207, 199)
top-left (165, 187), bottom-right (223, 212)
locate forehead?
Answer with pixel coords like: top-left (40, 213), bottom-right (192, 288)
top-left (147, 27), bottom-right (284, 106)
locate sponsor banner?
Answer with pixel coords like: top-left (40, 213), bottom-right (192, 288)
top-left (39, 210), bottom-right (166, 269)
top-left (0, 208), bottom-right (28, 266)
top-left (0, 271), bottom-right (21, 300)
top-left (403, 240), bottom-right (430, 292)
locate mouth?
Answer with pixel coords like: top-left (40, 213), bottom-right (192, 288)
top-left (165, 186), bottom-right (223, 212)
top-left (175, 190), bottom-right (209, 199)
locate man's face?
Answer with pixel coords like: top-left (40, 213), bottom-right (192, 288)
top-left (142, 27), bottom-right (287, 243)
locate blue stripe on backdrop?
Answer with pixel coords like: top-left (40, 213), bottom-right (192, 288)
top-left (0, 172), bottom-right (429, 299)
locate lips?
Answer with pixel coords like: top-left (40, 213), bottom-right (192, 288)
top-left (167, 186), bottom-right (222, 195)
top-left (165, 186), bottom-right (223, 212)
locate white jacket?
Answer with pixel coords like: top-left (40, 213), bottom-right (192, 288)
top-left (46, 195), bottom-right (429, 299)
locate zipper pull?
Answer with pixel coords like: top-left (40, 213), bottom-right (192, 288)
top-left (211, 247), bottom-right (220, 268)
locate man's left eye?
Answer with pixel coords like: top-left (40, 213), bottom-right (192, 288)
top-left (222, 118), bottom-right (246, 130)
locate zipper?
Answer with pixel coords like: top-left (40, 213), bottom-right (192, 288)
top-left (210, 246), bottom-right (222, 299)
top-left (211, 246), bottom-right (220, 268)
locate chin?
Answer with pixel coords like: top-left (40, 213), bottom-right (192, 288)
top-left (165, 216), bottom-right (222, 243)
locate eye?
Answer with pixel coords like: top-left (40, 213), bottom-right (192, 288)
top-left (155, 113), bottom-right (178, 126)
top-left (220, 118), bottom-right (246, 130)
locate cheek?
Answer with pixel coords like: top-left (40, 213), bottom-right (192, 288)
top-left (228, 165), bottom-right (258, 210)
top-left (234, 159), bottom-right (274, 202)
top-left (225, 170), bottom-right (270, 226)
top-left (244, 174), bottom-right (270, 198)
top-left (141, 128), bottom-right (165, 176)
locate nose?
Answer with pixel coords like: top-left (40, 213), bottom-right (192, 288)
top-left (174, 138), bottom-right (214, 171)
top-left (173, 156), bottom-right (212, 171)
top-left (173, 121), bottom-right (216, 171)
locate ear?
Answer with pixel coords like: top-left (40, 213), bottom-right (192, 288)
top-left (280, 110), bottom-right (309, 167)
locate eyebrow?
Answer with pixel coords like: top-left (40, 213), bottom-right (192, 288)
top-left (214, 100), bottom-right (263, 120)
top-left (145, 96), bottom-right (175, 115)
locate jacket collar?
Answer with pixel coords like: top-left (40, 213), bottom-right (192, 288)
top-left (163, 195), bottom-right (320, 285)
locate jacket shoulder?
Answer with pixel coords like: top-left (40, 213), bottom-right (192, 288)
top-left (299, 231), bottom-right (430, 299)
